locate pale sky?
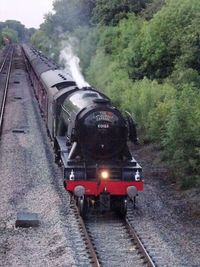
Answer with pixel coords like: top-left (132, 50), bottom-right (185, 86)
top-left (0, 0), bottom-right (54, 29)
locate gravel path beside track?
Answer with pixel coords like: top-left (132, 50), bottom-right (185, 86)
top-left (130, 146), bottom-right (200, 267)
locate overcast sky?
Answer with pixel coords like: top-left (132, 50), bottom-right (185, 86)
top-left (0, 0), bottom-right (54, 29)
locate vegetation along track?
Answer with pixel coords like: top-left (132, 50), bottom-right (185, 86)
top-left (70, 200), bottom-right (156, 267)
top-left (0, 45), bottom-right (14, 136)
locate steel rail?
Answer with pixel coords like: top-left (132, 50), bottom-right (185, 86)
top-left (125, 218), bottom-right (156, 267)
top-left (0, 50), bottom-right (10, 73)
top-left (0, 47), bottom-right (14, 136)
top-left (71, 202), bottom-right (101, 267)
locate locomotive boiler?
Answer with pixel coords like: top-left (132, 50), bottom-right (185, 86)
top-left (58, 88), bottom-right (128, 160)
top-left (22, 44), bottom-right (143, 217)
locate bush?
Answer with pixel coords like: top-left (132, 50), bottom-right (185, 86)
top-left (162, 85), bottom-right (200, 177)
top-left (121, 79), bottom-right (175, 134)
top-left (181, 176), bottom-right (200, 190)
top-left (31, 30), bottom-right (54, 55)
top-left (2, 27), bottom-right (18, 43)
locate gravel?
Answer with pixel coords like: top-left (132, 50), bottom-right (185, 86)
top-left (0, 47), bottom-right (84, 267)
top-left (128, 145), bottom-right (200, 267)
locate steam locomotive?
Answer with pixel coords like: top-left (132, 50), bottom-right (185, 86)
top-left (22, 44), bottom-right (143, 217)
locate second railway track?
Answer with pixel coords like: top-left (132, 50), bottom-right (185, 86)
top-left (0, 45), bottom-right (14, 136)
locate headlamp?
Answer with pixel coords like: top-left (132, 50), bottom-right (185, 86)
top-left (100, 170), bottom-right (109, 180)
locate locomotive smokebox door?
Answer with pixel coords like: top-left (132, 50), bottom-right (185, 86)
top-left (100, 191), bottom-right (110, 212)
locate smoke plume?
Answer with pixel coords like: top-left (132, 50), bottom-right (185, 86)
top-left (59, 40), bottom-right (90, 88)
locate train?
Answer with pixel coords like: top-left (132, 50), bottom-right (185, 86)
top-left (22, 44), bottom-right (143, 217)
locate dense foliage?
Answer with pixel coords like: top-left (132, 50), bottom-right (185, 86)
top-left (91, 0), bottom-right (151, 25)
top-left (0, 20), bottom-right (34, 46)
top-left (32, 0), bottom-right (200, 188)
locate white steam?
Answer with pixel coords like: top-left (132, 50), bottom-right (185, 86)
top-left (59, 42), bottom-right (90, 88)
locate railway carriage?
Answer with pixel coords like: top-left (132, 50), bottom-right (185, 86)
top-left (23, 44), bottom-right (143, 217)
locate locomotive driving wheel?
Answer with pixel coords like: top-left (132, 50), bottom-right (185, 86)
top-left (119, 198), bottom-right (127, 218)
top-left (114, 197), bottom-right (127, 218)
top-left (77, 196), bottom-right (88, 218)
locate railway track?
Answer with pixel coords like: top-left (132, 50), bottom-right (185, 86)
top-left (70, 201), bottom-right (101, 267)
top-left (70, 200), bottom-right (156, 267)
top-left (0, 45), bottom-right (14, 136)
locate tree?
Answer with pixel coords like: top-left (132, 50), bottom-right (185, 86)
top-left (25, 28), bottom-right (37, 42)
top-left (40, 13), bottom-right (56, 37)
top-left (2, 27), bottom-right (18, 43)
top-left (40, 0), bottom-right (95, 35)
top-left (2, 20), bottom-right (26, 41)
top-left (142, 0), bottom-right (165, 20)
top-left (31, 30), bottom-right (53, 54)
top-left (91, 0), bottom-right (151, 25)
top-left (128, 0), bottom-right (200, 80)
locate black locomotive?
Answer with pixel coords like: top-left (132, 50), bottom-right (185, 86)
top-left (58, 87), bottom-right (135, 160)
top-left (23, 44), bottom-right (143, 217)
